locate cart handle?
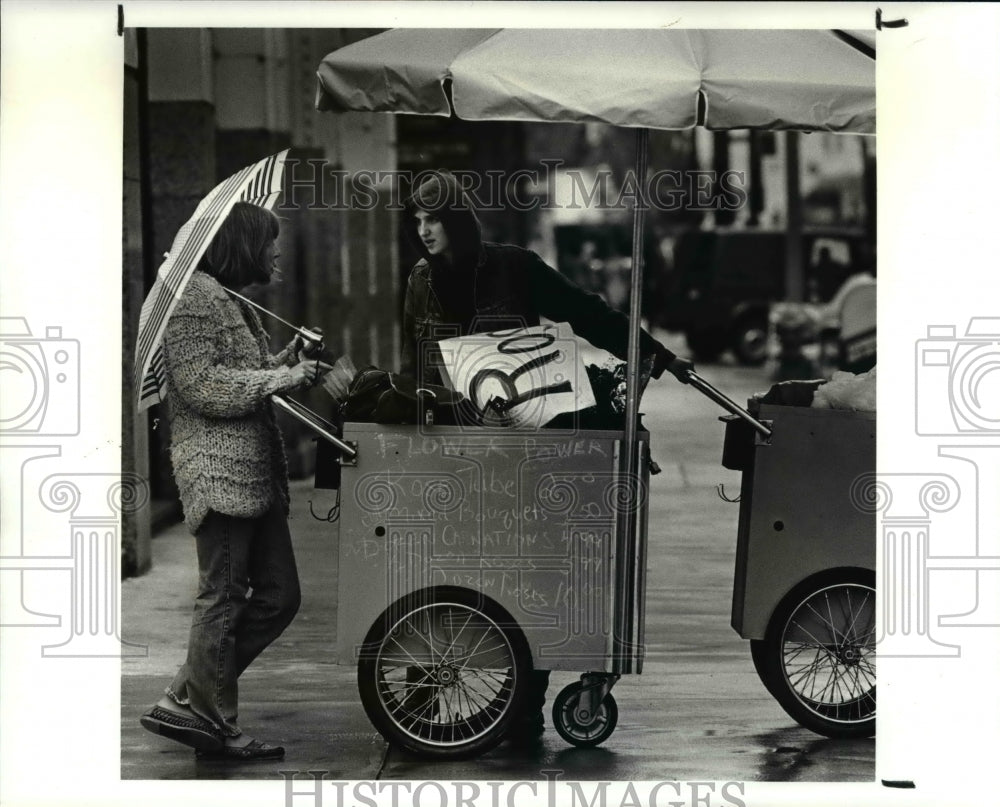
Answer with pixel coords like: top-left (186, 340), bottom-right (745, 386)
top-left (685, 371), bottom-right (773, 439)
top-left (271, 394), bottom-right (358, 461)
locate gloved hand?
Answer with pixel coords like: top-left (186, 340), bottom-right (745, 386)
top-left (610, 356), bottom-right (657, 416)
top-left (666, 356), bottom-right (695, 384)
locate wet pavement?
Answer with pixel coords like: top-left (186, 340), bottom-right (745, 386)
top-left (121, 334), bottom-right (875, 782)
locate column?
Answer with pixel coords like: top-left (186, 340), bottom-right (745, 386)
top-left (854, 472), bottom-right (961, 657)
top-left (935, 445), bottom-right (1000, 627)
top-left (39, 473), bottom-right (148, 657)
top-left (0, 445), bottom-right (62, 626)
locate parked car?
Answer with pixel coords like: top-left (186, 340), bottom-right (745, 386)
top-left (655, 228), bottom-right (872, 365)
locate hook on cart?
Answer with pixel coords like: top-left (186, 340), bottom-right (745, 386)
top-left (309, 493), bottom-right (341, 523)
top-left (716, 484), bottom-right (741, 503)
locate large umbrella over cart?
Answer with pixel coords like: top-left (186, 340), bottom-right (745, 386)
top-left (314, 27), bottom-right (876, 755)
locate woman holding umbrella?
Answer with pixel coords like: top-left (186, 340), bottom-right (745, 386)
top-left (139, 201), bottom-right (345, 760)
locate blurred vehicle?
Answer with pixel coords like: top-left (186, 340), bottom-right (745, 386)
top-left (656, 228), bottom-right (871, 365)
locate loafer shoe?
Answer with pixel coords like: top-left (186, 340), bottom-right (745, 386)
top-left (195, 738), bottom-right (285, 761)
top-left (140, 706), bottom-right (223, 752)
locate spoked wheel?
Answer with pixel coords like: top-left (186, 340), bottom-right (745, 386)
top-left (552, 681), bottom-right (618, 748)
top-left (758, 571), bottom-right (876, 738)
top-left (749, 639), bottom-right (779, 699)
top-left (357, 588), bottom-right (530, 759)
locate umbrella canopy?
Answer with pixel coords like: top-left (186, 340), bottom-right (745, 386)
top-left (134, 150), bottom-right (290, 412)
top-left (316, 28), bottom-right (874, 133)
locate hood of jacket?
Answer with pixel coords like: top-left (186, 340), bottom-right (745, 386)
top-left (404, 171), bottom-right (484, 268)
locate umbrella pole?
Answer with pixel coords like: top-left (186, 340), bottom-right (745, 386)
top-left (623, 128), bottom-right (649, 482)
top-left (225, 287), bottom-right (323, 344)
top-left (614, 127), bottom-right (650, 671)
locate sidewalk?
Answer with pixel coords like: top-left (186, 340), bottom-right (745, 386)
top-left (121, 476), bottom-right (388, 779)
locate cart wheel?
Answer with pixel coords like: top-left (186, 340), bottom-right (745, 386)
top-left (758, 570), bottom-right (876, 738)
top-left (357, 587), bottom-right (530, 759)
top-left (731, 315), bottom-right (769, 366)
top-left (552, 681), bottom-right (618, 748)
top-left (749, 639), bottom-right (780, 699)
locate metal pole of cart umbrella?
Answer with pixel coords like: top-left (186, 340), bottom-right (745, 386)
top-left (617, 127), bottom-right (650, 670)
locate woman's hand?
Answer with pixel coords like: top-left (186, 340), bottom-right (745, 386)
top-left (290, 359), bottom-right (334, 389)
top-left (293, 327), bottom-right (325, 361)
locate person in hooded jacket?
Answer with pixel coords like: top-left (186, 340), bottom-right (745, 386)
top-left (402, 171), bottom-right (693, 392)
top-left (400, 171), bottom-right (694, 739)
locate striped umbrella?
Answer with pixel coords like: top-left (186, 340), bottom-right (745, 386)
top-left (134, 150), bottom-right (290, 412)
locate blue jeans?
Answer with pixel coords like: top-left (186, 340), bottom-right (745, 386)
top-left (166, 503), bottom-right (300, 737)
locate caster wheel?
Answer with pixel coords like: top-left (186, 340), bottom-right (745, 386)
top-left (552, 681), bottom-right (618, 748)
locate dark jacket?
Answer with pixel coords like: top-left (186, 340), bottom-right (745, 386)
top-left (401, 172), bottom-right (676, 385)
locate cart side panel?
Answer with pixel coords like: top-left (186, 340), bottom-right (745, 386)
top-left (729, 455), bottom-right (757, 633)
top-left (336, 424), bottom-right (636, 672)
top-left (732, 405), bottom-right (875, 639)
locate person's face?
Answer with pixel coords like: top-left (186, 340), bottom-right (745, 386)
top-left (415, 209), bottom-right (450, 259)
top-left (257, 239), bottom-right (280, 284)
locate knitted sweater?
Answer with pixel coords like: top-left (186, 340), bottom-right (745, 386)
top-left (162, 271), bottom-right (299, 533)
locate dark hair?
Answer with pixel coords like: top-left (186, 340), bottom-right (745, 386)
top-left (199, 202), bottom-right (280, 288)
top-left (404, 171), bottom-right (483, 266)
